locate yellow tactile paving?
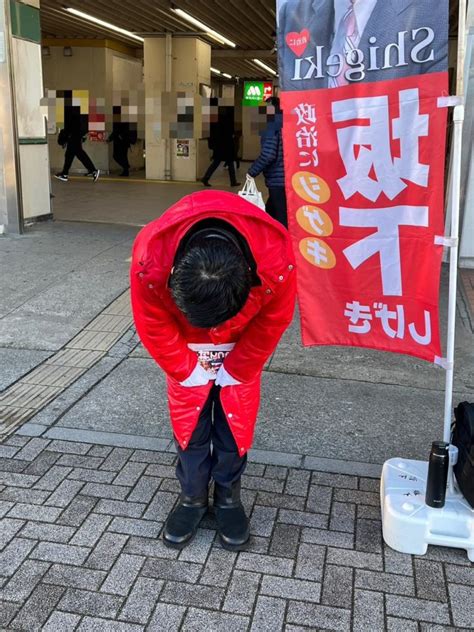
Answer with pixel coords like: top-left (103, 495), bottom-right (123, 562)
top-left (0, 290), bottom-right (133, 437)
top-left (46, 348), bottom-right (104, 369)
top-left (0, 383), bottom-right (62, 409)
top-left (0, 407), bottom-right (36, 435)
top-left (21, 365), bottom-right (85, 388)
top-left (66, 330), bottom-right (124, 352)
top-left (85, 314), bottom-right (133, 333)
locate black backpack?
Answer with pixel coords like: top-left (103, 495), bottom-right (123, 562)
top-left (57, 128), bottom-right (70, 147)
top-left (452, 401), bottom-right (474, 508)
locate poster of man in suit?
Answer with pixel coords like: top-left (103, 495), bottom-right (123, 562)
top-left (278, 0), bottom-right (448, 91)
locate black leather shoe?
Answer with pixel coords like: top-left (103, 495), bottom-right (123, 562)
top-left (163, 494), bottom-right (208, 549)
top-left (214, 481), bottom-right (250, 551)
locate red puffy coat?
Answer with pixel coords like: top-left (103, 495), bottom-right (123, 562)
top-left (130, 190), bottom-right (296, 455)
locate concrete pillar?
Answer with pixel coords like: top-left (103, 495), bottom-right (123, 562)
top-left (42, 40), bottom-right (144, 176)
top-left (0, 0), bottom-right (50, 233)
top-left (0, 0), bottom-right (21, 233)
top-left (144, 36), bottom-right (211, 181)
top-left (106, 47), bottom-right (144, 174)
top-left (143, 38), bottom-right (166, 181)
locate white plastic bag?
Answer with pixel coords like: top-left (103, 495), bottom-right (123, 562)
top-left (238, 175), bottom-right (266, 211)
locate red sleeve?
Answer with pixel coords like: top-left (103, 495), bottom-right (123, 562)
top-left (130, 270), bottom-right (197, 384)
top-left (223, 270), bottom-right (297, 383)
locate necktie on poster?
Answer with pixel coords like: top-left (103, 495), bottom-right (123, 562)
top-left (277, 0), bottom-right (449, 363)
top-left (328, 0), bottom-right (359, 88)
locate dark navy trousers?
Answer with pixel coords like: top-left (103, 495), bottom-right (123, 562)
top-left (266, 186), bottom-right (288, 228)
top-left (175, 385), bottom-right (247, 497)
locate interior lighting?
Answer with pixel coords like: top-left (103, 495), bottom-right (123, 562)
top-left (222, 73), bottom-right (232, 79)
top-left (64, 8), bottom-right (145, 43)
top-left (210, 67), bottom-right (222, 74)
top-left (252, 58), bottom-right (277, 76)
top-left (171, 8), bottom-right (236, 48)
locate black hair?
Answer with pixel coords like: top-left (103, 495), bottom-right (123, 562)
top-left (265, 96), bottom-right (281, 111)
top-left (169, 235), bottom-right (252, 329)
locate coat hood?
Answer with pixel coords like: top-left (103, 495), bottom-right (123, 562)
top-left (132, 190), bottom-right (293, 294)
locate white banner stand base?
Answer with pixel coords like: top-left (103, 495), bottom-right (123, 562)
top-left (381, 456), bottom-right (474, 562)
top-left (379, 89), bottom-right (468, 560)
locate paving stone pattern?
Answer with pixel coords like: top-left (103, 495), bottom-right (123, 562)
top-left (0, 437), bottom-right (473, 631)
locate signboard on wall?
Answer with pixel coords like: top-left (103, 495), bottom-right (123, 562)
top-left (89, 131), bottom-right (106, 142)
top-left (176, 139), bottom-right (190, 158)
top-left (242, 81), bottom-right (273, 106)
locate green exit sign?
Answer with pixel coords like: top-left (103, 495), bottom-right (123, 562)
top-left (243, 81), bottom-right (273, 107)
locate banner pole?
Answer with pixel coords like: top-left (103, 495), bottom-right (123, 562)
top-left (443, 104), bottom-right (464, 444)
top-left (443, 0), bottom-right (467, 445)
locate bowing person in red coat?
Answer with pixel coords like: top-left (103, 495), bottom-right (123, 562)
top-left (130, 190), bottom-right (297, 550)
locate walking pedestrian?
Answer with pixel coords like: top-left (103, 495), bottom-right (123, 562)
top-left (248, 97), bottom-right (287, 227)
top-left (202, 108), bottom-right (240, 187)
top-left (130, 190), bottom-right (296, 550)
top-left (55, 108), bottom-right (100, 183)
top-left (109, 121), bottom-right (137, 177)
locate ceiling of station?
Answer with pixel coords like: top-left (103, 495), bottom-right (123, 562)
top-left (40, 1), bottom-right (460, 80)
top-left (40, 0), bottom-right (278, 80)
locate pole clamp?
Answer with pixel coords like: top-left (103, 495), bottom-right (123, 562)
top-left (434, 356), bottom-right (454, 370)
top-left (434, 235), bottom-right (458, 247)
top-left (437, 96), bottom-right (463, 108)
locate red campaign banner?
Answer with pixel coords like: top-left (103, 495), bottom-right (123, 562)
top-left (281, 73), bottom-right (448, 362)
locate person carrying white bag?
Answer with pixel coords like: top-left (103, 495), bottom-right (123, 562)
top-left (247, 97), bottom-right (288, 228)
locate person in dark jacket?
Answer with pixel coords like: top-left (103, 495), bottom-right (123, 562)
top-left (247, 97), bottom-right (287, 227)
top-left (55, 107), bottom-right (100, 183)
top-left (109, 122), bottom-right (137, 177)
top-left (202, 108), bottom-right (240, 187)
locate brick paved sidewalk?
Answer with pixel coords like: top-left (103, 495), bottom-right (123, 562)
top-left (1, 436), bottom-right (473, 631)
